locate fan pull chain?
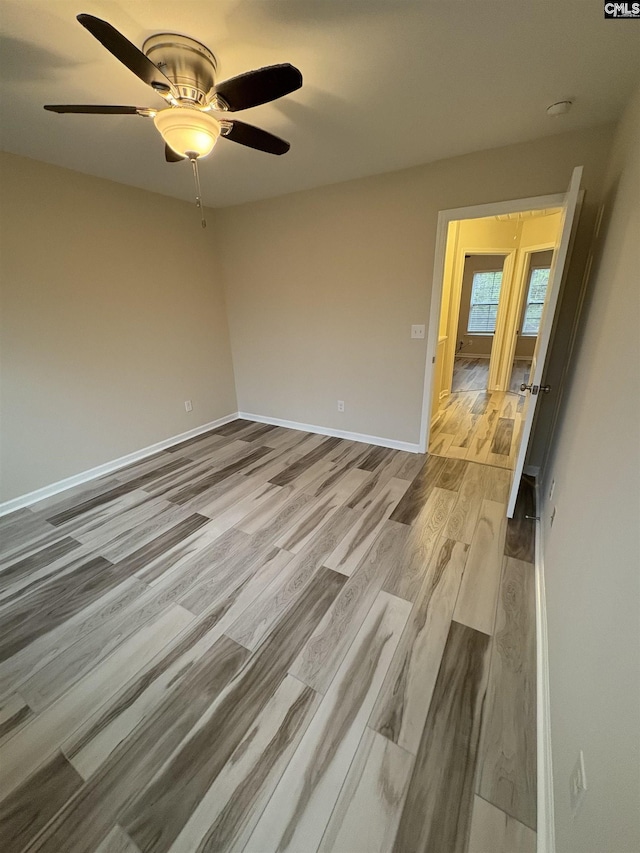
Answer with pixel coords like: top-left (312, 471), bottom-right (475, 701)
top-left (188, 154), bottom-right (207, 228)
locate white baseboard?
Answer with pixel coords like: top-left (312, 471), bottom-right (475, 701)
top-left (237, 412), bottom-right (422, 454)
top-left (1, 411), bottom-right (422, 517)
top-left (534, 479), bottom-right (556, 853)
top-left (0, 413), bottom-right (238, 517)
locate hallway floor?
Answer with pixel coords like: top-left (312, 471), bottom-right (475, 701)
top-left (429, 388), bottom-right (525, 471)
top-left (452, 357), bottom-right (532, 395)
top-left (0, 420), bottom-right (536, 853)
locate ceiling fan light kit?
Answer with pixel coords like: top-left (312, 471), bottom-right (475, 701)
top-left (154, 108), bottom-right (221, 159)
top-left (44, 14), bottom-right (303, 226)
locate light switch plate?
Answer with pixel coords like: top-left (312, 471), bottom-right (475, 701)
top-left (411, 324), bottom-right (425, 339)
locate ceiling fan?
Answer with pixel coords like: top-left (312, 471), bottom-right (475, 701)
top-left (44, 14), bottom-right (303, 226)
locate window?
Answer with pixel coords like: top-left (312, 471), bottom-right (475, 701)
top-left (467, 270), bottom-right (503, 334)
top-left (521, 267), bottom-right (551, 336)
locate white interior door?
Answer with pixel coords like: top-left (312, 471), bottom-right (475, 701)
top-left (507, 166), bottom-right (583, 517)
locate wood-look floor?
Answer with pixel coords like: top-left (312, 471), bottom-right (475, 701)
top-left (0, 420), bottom-right (537, 853)
top-left (429, 387), bottom-right (526, 471)
top-left (452, 357), bottom-right (531, 395)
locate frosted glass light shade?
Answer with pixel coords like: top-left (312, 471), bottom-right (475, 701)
top-left (154, 108), bottom-right (221, 158)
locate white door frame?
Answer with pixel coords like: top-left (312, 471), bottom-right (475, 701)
top-left (499, 241), bottom-right (557, 391)
top-left (440, 246), bottom-right (516, 404)
top-left (419, 192), bottom-right (565, 453)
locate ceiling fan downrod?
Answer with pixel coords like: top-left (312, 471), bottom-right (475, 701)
top-left (187, 153), bottom-right (206, 228)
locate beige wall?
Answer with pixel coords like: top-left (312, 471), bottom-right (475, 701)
top-left (542, 84), bottom-right (640, 851)
top-left (0, 153), bottom-right (237, 502)
top-left (216, 125), bottom-right (613, 446)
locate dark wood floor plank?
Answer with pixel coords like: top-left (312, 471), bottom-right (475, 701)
top-left (19, 585), bottom-right (191, 712)
top-left (324, 478), bottom-right (409, 576)
top-left (0, 605), bottom-right (193, 803)
top-left (121, 567), bottom-right (346, 853)
top-left (208, 418), bottom-right (253, 437)
top-left (46, 458), bottom-right (191, 526)
top-left (383, 487), bottom-right (457, 603)
top-left (291, 521), bottom-right (410, 693)
top-left (391, 620), bottom-right (491, 853)
top-left (434, 457), bottom-right (468, 491)
top-left (0, 555), bottom-right (117, 663)
top-left (243, 590), bottom-right (411, 852)
top-left (61, 606), bottom-right (237, 770)
top-left (108, 513), bottom-right (210, 578)
top-left (230, 422), bottom-right (279, 443)
top-left (0, 750), bottom-right (84, 853)
top-left (226, 511), bottom-right (358, 650)
top-left (471, 392), bottom-right (491, 415)
top-left (0, 577), bottom-right (148, 701)
top-left (62, 570), bottom-right (290, 780)
top-left (388, 454), bottom-right (448, 526)
top-left (0, 537), bottom-right (81, 592)
top-left (28, 635), bottom-right (250, 853)
top-left (0, 544), bottom-right (95, 610)
top-left (0, 511), bottom-right (59, 560)
top-left (357, 445), bottom-right (394, 472)
top-left (167, 675), bottom-right (320, 852)
top-left (0, 693), bottom-right (34, 743)
top-left (371, 537), bottom-right (468, 754)
top-left (168, 447), bottom-right (271, 504)
top-left (478, 557), bottom-right (537, 830)
top-left (491, 418), bottom-right (515, 456)
top-left (504, 478), bottom-right (536, 563)
top-left (269, 436), bottom-right (343, 487)
top-left (94, 825), bottom-right (141, 853)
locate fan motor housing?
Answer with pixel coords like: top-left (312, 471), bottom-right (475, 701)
top-left (143, 34), bottom-right (218, 107)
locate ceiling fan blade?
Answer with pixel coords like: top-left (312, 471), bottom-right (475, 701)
top-left (222, 120), bottom-right (290, 155)
top-left (76, 14), bottom-right (177, 98)
top-left (44, 104), bottom-right (148, 114)
top-left (213, 64), bottom-right (302, 112)
top-left (165, 144), bottom-right (185, 163)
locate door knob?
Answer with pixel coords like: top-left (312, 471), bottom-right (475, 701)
top-left (520, 383), bottom-right (552, 394)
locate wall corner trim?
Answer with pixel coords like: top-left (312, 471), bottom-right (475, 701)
top-left (0, 413), bottom-right (238, 517)
top-left (535, 478), bottom-right (557, 853)
top-left (237, 412), bottom-right (422, 454)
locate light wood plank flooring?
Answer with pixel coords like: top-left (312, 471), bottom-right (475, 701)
top-left (0, 420), bottom-right (536, 853)
top-left (429, 388), bottom-right (526, 470)
top-left (452, 357), bottom-right (532, 395)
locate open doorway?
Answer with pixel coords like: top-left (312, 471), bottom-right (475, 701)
top-left (452, 254), bottom-right (508, 393)
top-left (508, 249), bottom-right (553, 392)
top-left (421, 166), bottom-right (582, 516)
top-left (428, 207), bottom-right (562, 470)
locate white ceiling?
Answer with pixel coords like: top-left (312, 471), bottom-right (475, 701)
top-left (1, 1), bottom-right (638, 208)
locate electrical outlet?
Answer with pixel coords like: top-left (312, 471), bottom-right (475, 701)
top-left (411, 324), bottom-right (425, 339)
top-left (337, 400), bottom-right (345, 412)
top-left (184, 400), bottom-right (193, 412)
top-left (550, 506), bottom-right (557, 527)
top-left (570, 750), bottom-right (587, 815)
top-left (549, 479), bottom-right (556, 500)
